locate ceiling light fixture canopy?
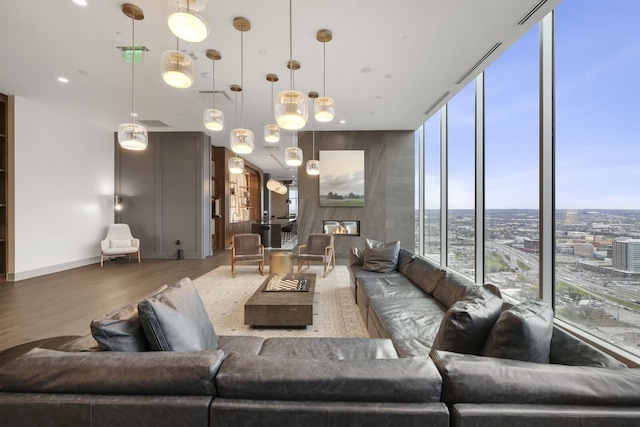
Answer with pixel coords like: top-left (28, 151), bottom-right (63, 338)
top-left (264, 74), bottom-right (280, 143)
top-left (230, 17), bottom-right (255, 155)
top-left (203, 49), bottom-right (224, 131)
top-left (275, 0), bottom-right (308, 130)
top-left (314, 29), bottom-right (335, 122)
top-left (161, 40), bottom-right (194, 88)
top-left (166, 0), bottom-right (210, 43)
top-left (306, 92), bottom-right (320, 175)
top-left (118, 3), bottom-right (148, 151)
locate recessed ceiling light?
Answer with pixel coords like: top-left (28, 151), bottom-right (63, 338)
top-left (73, 0), bottom-right (88, 6)
top-left (57, 77), bottom-right (69, 83)
top-left (340, 120), bottom-right (346, 124)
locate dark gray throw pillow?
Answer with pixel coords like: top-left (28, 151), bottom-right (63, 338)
top-left (138, 278), bottom-right (218, 351)
top-left (405, 256), bottom-right (445, 295)
top-left (90, 285), bottom-right (168, 352)
top-left (482, 299), bottom-right (553, 363)
top-left (430, 285), bottom-right (503, 356)
top-left (362, 239), bottom-right (401, 273)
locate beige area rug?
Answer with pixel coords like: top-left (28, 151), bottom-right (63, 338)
top-left (193, 265), bottom-right (368, 338)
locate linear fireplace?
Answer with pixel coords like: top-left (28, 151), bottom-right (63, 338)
top-left (323, 220), bottom-right (360, 236)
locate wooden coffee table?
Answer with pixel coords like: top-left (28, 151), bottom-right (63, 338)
top-left (244, 273), bottom-right (316, 327)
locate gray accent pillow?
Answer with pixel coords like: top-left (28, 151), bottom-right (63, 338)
top-left (430, 285), bottom-right (503, 356)
top-left (432, 270), bottom-right (472, 308)
top-left (397, 248), bottom-right (416, 275)
top-left (362, 239), bottom-right (401, 273)
top-left (90, 285), bottom-right (168, 352)
top-left (0, 348), bottom-right (224, 396)
top-left (405, 256), bottom-right (445, 294)
top-left (483, 299), bottom-right (554, 363)
top-left (349, 247), bottom-right (365, 266)
top-left (138, 278), bottom-right (218, 351)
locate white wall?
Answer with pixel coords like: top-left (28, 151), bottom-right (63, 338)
top-left (13, 97), bottom-right (114, 280)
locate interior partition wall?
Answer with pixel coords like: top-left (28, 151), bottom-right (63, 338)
top-left (414, 0), bottom-right (640, 366)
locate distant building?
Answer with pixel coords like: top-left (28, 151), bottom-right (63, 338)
top-left (612, 238), bottom-right (640, 272)
top-left (523, 238), bottom-right (539, 254)
top-left (574, 242), bottom-right (594, 258)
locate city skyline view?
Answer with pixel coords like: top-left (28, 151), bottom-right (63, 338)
top-left (414, 0), bottom-right (640, 360)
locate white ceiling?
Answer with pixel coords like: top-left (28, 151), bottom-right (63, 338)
top-left (0, 0), bottom-right (559, 176)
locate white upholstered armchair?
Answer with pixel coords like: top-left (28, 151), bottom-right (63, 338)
top-left (100, 224), bottom-right (140, 267)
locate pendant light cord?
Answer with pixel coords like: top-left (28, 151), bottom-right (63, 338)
top-left (289, 0), bottom-right (293, 91)
top-left (240, 30), bottom-right (245, 128)
top-left (130, 16), bottom-right (135, 125)
top-left (323, 42), bottom-right (326, 97)
top-left (212, 56), bottom-right (216, 109)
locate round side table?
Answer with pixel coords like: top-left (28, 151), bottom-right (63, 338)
top-left (269, 252), bottom-right (294, 274)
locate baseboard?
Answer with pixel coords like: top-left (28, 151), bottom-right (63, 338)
top-left (9, 257), bottom-right (100, 281)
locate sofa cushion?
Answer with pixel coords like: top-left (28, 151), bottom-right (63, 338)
top-left (431, 285), bottom-right (503, 356)
top-left (549, 327), bottom-right (627, 368)
top-left (397, 248), bottom-right (416, 275)
top-left (215, 353), bottom-right (442, 403)
top-left (259, 338), bottom-right (398, 360)
top-left (432, 350), bottom-right (640, 406)
top-left (0, 348), bottom-right (224, 396)
top-left (368, 297), bottom-right (446, 341)
top-left (483, 299), bottom-right (553, 363)
top-left (138, 278), bottom-right (218, 352)
top-left (358, 275), bottom-right (427, 308)
top-left (362, 239), bottom-right (401, 273)
top-left (432, 270), bottom-right (474, 309)
top-left (405, 256), bottom-right (445, 295)
top-left (217, 336), bottom-right (265, 356)
top-left (90, 285), bottom-right (168, 352)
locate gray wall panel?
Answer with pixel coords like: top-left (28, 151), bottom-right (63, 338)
top-left (115, 132), bottom-right (210, 259)
top-left (298, 130), bottom-right (415, 259)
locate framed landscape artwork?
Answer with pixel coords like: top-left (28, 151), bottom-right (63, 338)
top-left (319, 150), bottom-right (365, 207)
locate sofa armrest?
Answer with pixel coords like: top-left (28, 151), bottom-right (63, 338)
top-left (0, 348), bottom-right (224, 396)
top-left (432, 350), bottom-right (640, 407)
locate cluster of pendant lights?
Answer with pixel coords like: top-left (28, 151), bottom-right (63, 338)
top-left (117, 0), bottom-right (335, 180)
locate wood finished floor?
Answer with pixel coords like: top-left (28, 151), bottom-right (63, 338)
top-left (0, 251), bottom-right (232, 351)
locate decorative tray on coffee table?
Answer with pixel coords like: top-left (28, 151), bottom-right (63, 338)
top-left (262, 274), bottom-right (310, 292)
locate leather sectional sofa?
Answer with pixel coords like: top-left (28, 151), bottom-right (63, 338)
top-left (350, 244), bottom-right (640, 426)
top-left (0, 244), bottom-right (639, 427)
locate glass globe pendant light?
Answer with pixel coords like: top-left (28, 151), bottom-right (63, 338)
top-left (203, 49), bottom-right (224, 131)
top-left (314, 29), bottom-right (335, 122)
top-left (228, 85), bottom-right (245, 174)
top-left (229, 17), bottom-right (255, 155)
top-left (228, 157), bottom-right (245, 174)
top-left (274, 0), bottom-right (308, 130)
top-left (161, 39), bottom-right (195, 89)
top-left (285, 131), bottom-right (303, 167)
top-left (306, 93), bottom-right (320, 175)
top-left (166, 0), bottom-right (210, 43)
top-left (118, 3), bottom-right (148, 151)
top-left (264, 74), bottom-right (280, 142)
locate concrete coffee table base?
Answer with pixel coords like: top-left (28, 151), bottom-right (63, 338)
top-left (244, 274), bottom-right (316, 327)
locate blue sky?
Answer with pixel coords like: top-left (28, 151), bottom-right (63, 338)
top-left (421, 0), bottom-right (640, 210)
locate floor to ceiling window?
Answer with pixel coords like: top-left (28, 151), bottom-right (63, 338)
top-left (424, 111), bottom-right (441, 261)
top-left (447, 83), bottom-right (475, 275)
top-left (484, 25), bottom-right (540, 301)
top-left (555, 0), bottom-right (640, 357)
